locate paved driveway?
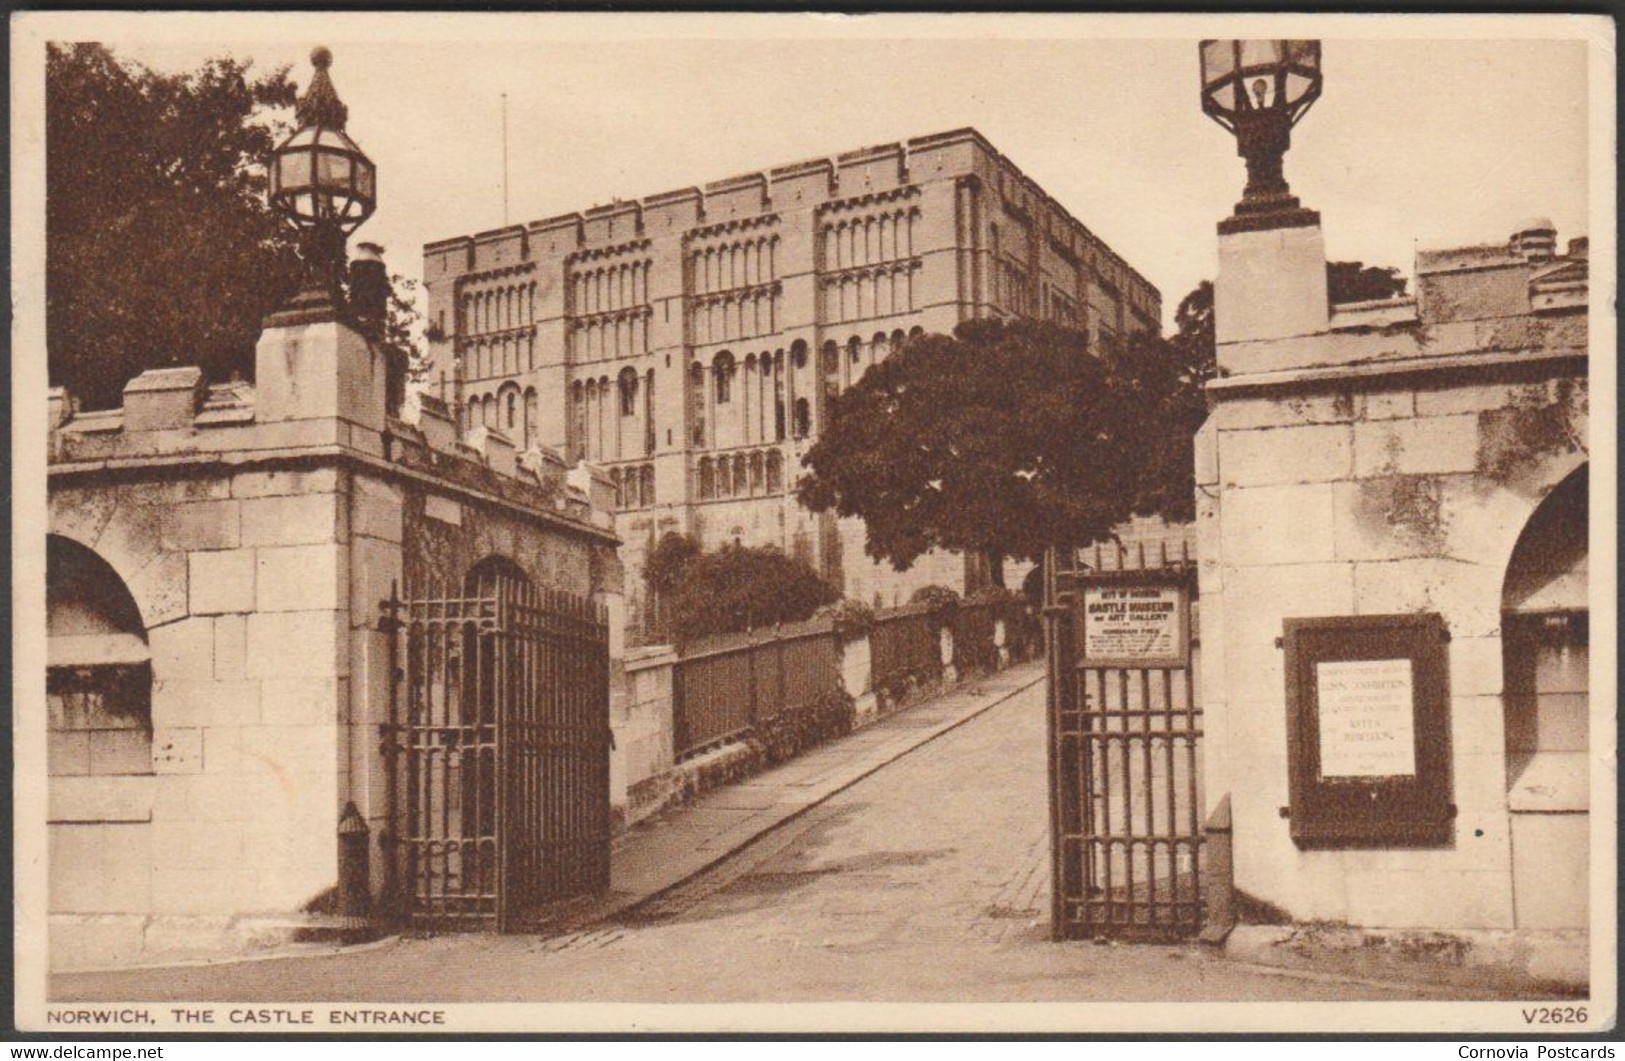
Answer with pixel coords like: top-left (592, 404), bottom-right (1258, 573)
top-left (54, 679), bottom-right (1482, 1005)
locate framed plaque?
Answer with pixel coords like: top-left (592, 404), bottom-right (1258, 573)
top-left (1282, 613), bottom-right (1453, 847)
top-left (1079, 578), bottom-right (1190, 669)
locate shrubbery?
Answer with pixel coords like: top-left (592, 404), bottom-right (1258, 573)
top-left (645, 533), bottom-right (839, 643)
top-left (909, 584), bottom-right (961, 611)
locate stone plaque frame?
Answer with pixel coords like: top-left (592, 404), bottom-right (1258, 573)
top-left (1282, 613), bottom-right (1454, 848)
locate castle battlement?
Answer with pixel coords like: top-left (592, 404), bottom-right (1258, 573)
top-left (47, 317), bottom-right (618, 541)
top-left (423, 127), bottom-right (1158, 315)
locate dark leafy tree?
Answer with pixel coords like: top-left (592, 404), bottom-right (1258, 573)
top-left (48, 44), bottom-right (301, 408)
top-left (797, 318), bottom-right (1213, 587)
top-left (644, 532), bottom-right (704, 602)
top-left (47, 43), bottom-right (421, 409)
top-left (1327, 260), bottom-right (1408, 304)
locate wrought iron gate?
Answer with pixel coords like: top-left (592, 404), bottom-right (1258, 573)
top-left (381, 572), bottom-right (610, 930)
top-left (1046, 539), bottom-right (1204, 941)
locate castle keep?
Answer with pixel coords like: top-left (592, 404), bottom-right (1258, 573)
top-left (423, 128), bottom-right (1160, 630)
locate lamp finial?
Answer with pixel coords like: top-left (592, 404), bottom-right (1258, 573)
top-left (296, 46), bottom-right (348, 130)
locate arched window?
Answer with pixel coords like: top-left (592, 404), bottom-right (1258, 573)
top-left (619, 367), bottom-right (639, 416)
top-left (505, 389), bottom-right (518, 432)
top-left (571, 382), bottom-right (586, 460)
top-left (890, 328), bottom-right (906, 356)
top-left (733, 454), bottom-right (748, 496)
top-left (717, 456), bottom-right (733, 498)
top-left (640, 465), bottom-right (655, 507)
top-left (482, 394), bottom-right (496, 428)
top-left (690, 362), bottom-right (707, 446)
top-left (848, 335), bottom-right (862, 365)
top-left (714, 351), bottom-right (736, 404)
top-left (699, 457), bottom-right (715, 500)
top-left (643, 369), bottom-right (657, 456)
top-left (766, 450), bottom-right (784, 492)
top-left (749, 452), bottom-right (765, 494)
top-left (523, 388), bottom-right (538, 449)
top-left (792, 339), bottom-right (808, 370)
top-left (794, 398), bottom-right (811, 439)
top-left (909, 325), bottom-right (925, 340)
top-left (610, 467), bottom-right (624, 509)
top-left (774, 350), bottom-right (787, 442)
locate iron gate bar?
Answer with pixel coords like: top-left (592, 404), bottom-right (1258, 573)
top-left (382, 573), bottom-right (609, 931)
top-left (1047, 536), bottom-right (1204, 941)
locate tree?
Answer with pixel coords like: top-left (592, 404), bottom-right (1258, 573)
top-left (655, 537), bottom-right (838, 643)
top-left (1327, 261), bottom-right (1408, 304)
top-left (47, 44), bottom-right (421, 409)
top-left (644, 531), bottom-right (704, 601)
top-left (797, 318), bottom-right (1211, 587)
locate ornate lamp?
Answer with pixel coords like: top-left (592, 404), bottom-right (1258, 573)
top-left (1199, 40), bottom-right (1322, 226)
top-left (269, 47), bottom-right (376, 301)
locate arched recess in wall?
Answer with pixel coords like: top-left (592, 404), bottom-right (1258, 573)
top-left (523, 388), bottom-right (539, 450)
top-left (643, 369), bottom-right (656, 456)
top-left (689, 362), bottom-right (707, 447)
top-left (698, 457), bottom-right (716, 500)
top-left (766, 449), bottom-right (784, 492)
top-left (570, 381), bottom-right (586, 461)
top-left (713, 351), bottom-right (736, 405)
top-left (47, 535), bottom-right (153, 915)
top-left (1500, 462), bottom-right (1588, 930)
top-left (618, 367), bottom-right (640, 418)
top-left (499, 384), bottom-right (521, 436)
top-left (457, 553), bottom-right (534, 854)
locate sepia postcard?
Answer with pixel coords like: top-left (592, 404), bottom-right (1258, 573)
top-left (9, 10), bottom-right (1617, 1037)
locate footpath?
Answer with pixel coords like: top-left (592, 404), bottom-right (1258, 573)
top-left (526, 661), bottom-right (1046, 934)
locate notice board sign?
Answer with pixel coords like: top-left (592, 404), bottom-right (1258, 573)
top-left (1315, 658), bottom-right (1417, 779)
top-left (1080, 581), bottom-right (1190, 669)
top-left (1282, 614), bottom-right (1453, 848)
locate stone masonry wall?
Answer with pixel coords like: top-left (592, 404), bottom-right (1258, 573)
top-left (1199, 367), bottom-right (1588, 929)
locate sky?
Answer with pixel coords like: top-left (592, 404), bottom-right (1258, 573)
top-left (97, 14), bottom-right (1592, 329)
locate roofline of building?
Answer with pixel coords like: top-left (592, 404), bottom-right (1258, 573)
top-left (423, 125), bottom-right (1160, 306)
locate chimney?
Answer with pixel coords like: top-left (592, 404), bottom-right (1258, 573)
top-left (350, 242), bottom-right (409, 418)
top-left (349, 242), bottom-right (389, 340)
top-left (1567, 236), bottom-right (1588, 260)
top-left (1509, 218), bottom-right (1557, 263)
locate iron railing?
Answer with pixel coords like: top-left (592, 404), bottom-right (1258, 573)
top-left (868, 604), bottom-right (941, 697)
top-left (950, 601), bottom-right (998, 674)
top-left (672, 617), bottom-right (841, 761)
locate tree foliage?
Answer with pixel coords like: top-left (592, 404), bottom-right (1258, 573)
top-left (47, 44), bottom-right (302, 408)
top-left (46, 43), bottom-right (422, 409)
top-left (796, 318), bottom-right (1213, 581)
top-left (1327, 261), bottom-right (1408, 305)
top-left (795, 257), bottom-right (1405, 583)
top-left (648, 534), bottom-right (839, 643)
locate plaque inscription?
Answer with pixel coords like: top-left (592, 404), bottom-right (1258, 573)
top-left (1314, 657), bottom-right (1416, 779)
